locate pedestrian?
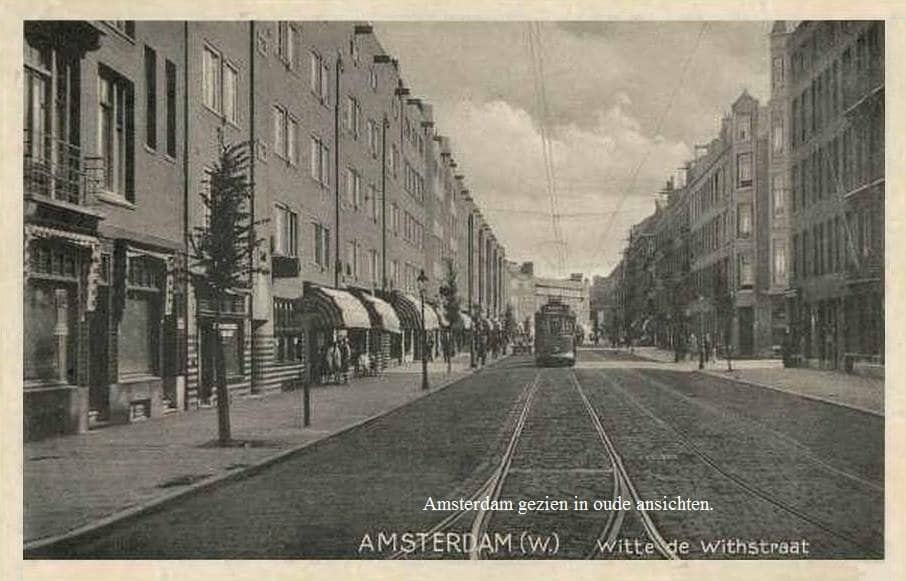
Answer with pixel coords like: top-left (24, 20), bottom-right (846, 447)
top-left (326, 341), bottom-right (341, 384)
top-left (339, 336), bottom-right (351, 383)
top-left (689, 333), bottom-right (698, 362)
top-left (425, 332), bottom-right (435, 362)
top-left (477, 328), bottom-right (488, 366)
top-left (442, 331), bottom-right (454, 373)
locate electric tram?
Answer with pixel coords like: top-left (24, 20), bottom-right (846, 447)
top-left (534, 298), bottom-right (577, 367)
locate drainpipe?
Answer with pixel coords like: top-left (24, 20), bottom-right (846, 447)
top-left (248, 21), bottom-right (258, 393)
top-left (333, 52), bottom-right (343, 288)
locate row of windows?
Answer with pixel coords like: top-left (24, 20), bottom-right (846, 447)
top-left (343, 240), bottom-right (380, 283)
top-left (404, 160), bottom-right (426, 201)
top-left (790, 115), bottom-right (883, 213)
top-left (794, 207), bottom-right (881, 281)
top-left (790, 24), bottom-right (883, 150)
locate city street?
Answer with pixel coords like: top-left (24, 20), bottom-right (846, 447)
top-left (29, 349), bottom-right (883, 560)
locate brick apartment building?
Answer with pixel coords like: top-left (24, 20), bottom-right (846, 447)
top-left (23, 20), bottom-right (508, 440)
top-left (781, 21), bottom-right (884, 370)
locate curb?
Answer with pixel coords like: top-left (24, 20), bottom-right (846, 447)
top-left (25, 354), bottom-right (512, 555)
top-left (694, 369), bottom-right (883, 418)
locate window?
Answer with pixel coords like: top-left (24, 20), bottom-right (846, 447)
top-left (273, 105), bottom-right (298, 164)
top-left (277, 22), bottom-right (296, 68)
top-left (772, 174), bottom-right (785, 217)
top-left (738, 254), bottom-right (754, 289)
top-left (345, 167), bottom-right (361, 208)
top-left (772, 56), bottom-right (784, 88)
top-left (369, 66), bottom-right (378, 91)
top-left (369, 183), bottom-right (379, 222)
top-left (370, 249), bottom-right (379, 284)
top-left (144, 46), bottom-right (157, 150)
top-left (346, 240), bottom-right (358, 278)
top-left (390, 260), bottom-right (399, 287)
top-left (773, 240), bottom-right (787, 284)
top-left (223, 63), bottom-right (238, 124)
top-left (24, 51), bottom-right (50, 164)
top-left (345, 95), bottom-right (360, 138)
top-left (121, 257), bottom-right (163, 377)
top-left (106, 21), bottom-right (135, 38)
top-left (737, 152), bottom-right (753, 187)
top-left (391, 203), bottom-right (400, 234)
top-left (390, 144), bottom-right (399, 177)
top-left (737, 203), bottom-right (753, 238)
top-left (772, 119), bottom-right (783, 153)
top-left (274, 298), bottom-right (303, 363)
top-left (368, 119), bottom-right (379, 158)
top-left (98, 68), bottom-right (134, 200)
top-left (165, 60), bottom-right (177, 157)
top-left (309, 51), bottom-right (330, 103)
top-left (310, 135), bottom-right (330, 186)
top-left (273, 106), bottom-right (285, 159)
top-left (274, 204), bottom-right (298, 257)
top-left (349, 34), bottom-right (360, 64)
top-left (203, 45), bottom-right (238, 123)
top-left (736, 114), bottom-right (751, 142)
top-left (313, 223), bottom-right (330, 268)
top-left (202, 45), bottom-right (222, 113)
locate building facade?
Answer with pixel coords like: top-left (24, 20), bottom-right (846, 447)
top-left (23, 20), bottom-right (509, 440)
top-left (784, 21), bottom-right (884, 370)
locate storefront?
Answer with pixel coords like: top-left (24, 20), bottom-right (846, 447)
top-left (349, 289), bottom-right (401, 372)
top-left (23, 224), bottom-right (100, 440)
top-left (301, 284), bottom-right (372, 384)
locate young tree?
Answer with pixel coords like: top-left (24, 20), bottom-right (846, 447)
top-left (503, 303), bottom-right (517, 340)
top-left (438, 257), bottom-right (462, 328)
top-left (189, 140), bottom-right (267, 445)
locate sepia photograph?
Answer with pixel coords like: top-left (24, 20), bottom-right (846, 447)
top-left (9, 7), bottom-right (894, 571)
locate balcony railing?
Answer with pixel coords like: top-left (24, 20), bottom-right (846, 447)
top-left (843, 65), bottom-right (884, 112)
top-left (23, 132), bottom-right (102, 207)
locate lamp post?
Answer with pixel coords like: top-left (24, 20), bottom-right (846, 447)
top-left (417, 269), bottom-right (429, 390)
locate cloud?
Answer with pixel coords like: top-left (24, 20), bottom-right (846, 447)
top-left (373, 21), bottom-right (768, 277)
top-left (437, 97), bottom-right (690, 277)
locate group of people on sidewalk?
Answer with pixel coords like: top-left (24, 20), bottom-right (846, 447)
top-left (671, 332), bottom-right (724, 366)
top-left (316, 336), bottom-right (356, 385)
top-left (473, 324), bottom-right (508, 367)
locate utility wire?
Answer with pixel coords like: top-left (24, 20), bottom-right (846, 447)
top-left (597, 22), bottom-right (710, 264)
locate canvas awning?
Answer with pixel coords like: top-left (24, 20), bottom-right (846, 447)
top-left (350, 289), bottom-right (401, 334)
top-left (384, 291), bottom-right (439, 330)
top-left (302, 285), bottom-right (371, 329)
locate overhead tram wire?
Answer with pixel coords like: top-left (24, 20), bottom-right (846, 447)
top-left (527, 22), bottom-right (568, 276)
top-left (597, 22), bottom-right (710, 263)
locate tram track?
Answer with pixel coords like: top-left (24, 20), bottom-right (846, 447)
top-left (597, 368), bottom-right (882, 557)
top-left (388, 371), bottom-right (542, 560)
top-left (570, 371), bottom-right (677, 560)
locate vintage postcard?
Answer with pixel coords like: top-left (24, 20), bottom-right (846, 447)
top-left (2, 1), bottom-right (903, 580)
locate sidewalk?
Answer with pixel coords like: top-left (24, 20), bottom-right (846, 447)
top-left (629, 346), bottom-right (883, 416)
top-left (699, 366), bottom-right (884, 416)
top-left (24, 352), bottom-right (489, 547)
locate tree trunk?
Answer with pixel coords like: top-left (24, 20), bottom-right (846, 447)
top-left (214, 309), bottom-right (232, 444)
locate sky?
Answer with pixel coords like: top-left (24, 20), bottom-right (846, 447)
top-left (373, 21), bottom-right (772, 279)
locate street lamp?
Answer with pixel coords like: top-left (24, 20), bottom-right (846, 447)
top-left (417, 269), bottom-right (429, 390)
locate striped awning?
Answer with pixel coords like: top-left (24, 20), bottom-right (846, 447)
top-left (350, 289), bottom-right (401, 334)
top-left (302, 285), bottom-right (371, 329)
top-left (384, 291), bottom-right (439, 330)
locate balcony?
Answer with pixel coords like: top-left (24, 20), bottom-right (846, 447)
top-left (843, 65), bottom-right (884, 114)
top-left (24, 132), bottom-right (103, 210)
